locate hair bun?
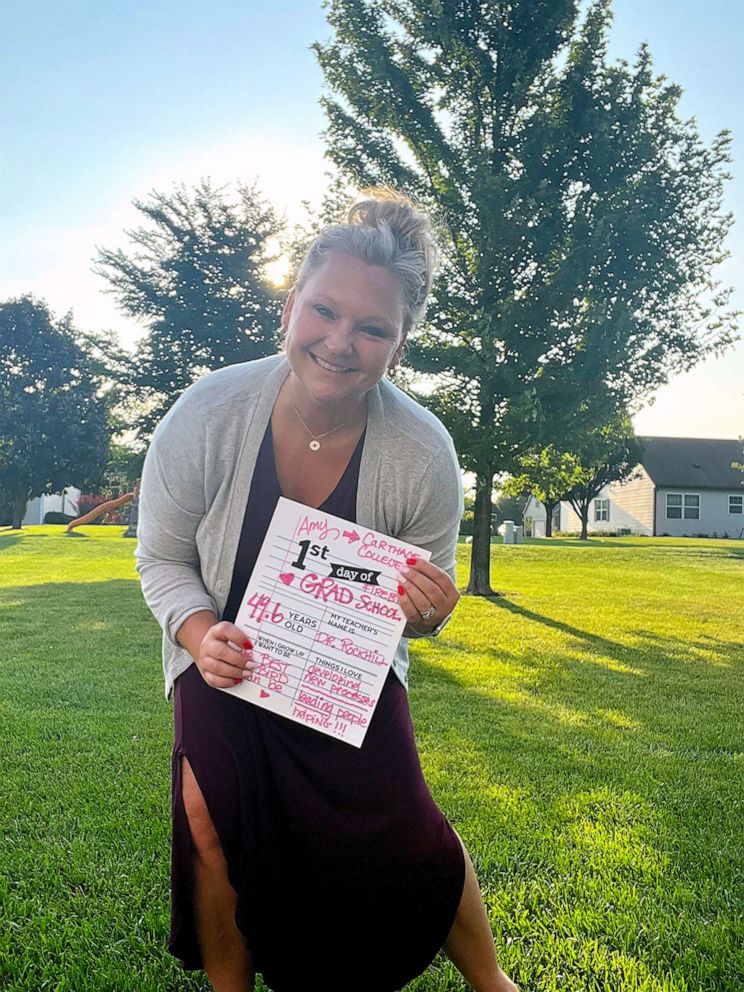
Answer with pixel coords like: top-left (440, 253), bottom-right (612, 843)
top-left (348, 188), bottom-right (431, 248)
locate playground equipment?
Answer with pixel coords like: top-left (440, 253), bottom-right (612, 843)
top-left (66, 492), bottom-right (134, 532)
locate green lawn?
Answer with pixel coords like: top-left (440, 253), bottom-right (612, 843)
top-left (1, 527), bottom-right (742, 991)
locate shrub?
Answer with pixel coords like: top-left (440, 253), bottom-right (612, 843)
top-left (43, 511), bottom-right (75, 525)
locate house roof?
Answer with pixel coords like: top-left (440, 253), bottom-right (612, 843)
top-left (638, 436), bottom-right (744, 490)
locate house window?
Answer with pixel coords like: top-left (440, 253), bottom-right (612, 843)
top-left (666, 493), bottom-right (700, 520)
top-left (594, 498), bottom-right (609, 521)
top-left (730, 495), bottom-right (743, 514)
top-left (683, 494), bottom-right (700, 519)
top-left (666, 494), bottom-right (682, 519)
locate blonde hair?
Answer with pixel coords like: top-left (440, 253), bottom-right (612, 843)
top-left (295, 188), bottom-right (438, 334)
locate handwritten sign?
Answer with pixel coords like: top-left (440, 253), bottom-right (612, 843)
top-left (218, 497), bottom-right (430, 747)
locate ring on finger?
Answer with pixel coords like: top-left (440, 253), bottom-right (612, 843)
top-left (418, 603), bottom-right (436, 622)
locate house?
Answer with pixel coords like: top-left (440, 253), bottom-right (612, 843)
top-left (21, 486), bottom-right (81, 526)
top-left (524, 437), bottom-right (744, 538)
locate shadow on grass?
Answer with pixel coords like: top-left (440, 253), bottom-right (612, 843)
top-left (524, 537), bottom-right (625, 548)
top-left (459, 537), bottom-right (637, 550)
top-left (0, 527), bottom-right (51, 536)
top-left (0, 535), bottom-right (23, 550)
top-left (486, 595), bottom-right (635, 653)
top-left (477, 596), bottom-right (742, 671)
top-left (407, 645), bottom-right (742, 990)
top-left (3, 578), bottom-right (742, 991)
top-left (0, 579), bottom-right (161, 710)
top-left (516, 537), bottom-right (744, 553)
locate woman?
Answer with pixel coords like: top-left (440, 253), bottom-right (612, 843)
top-left (136, 190), bottom-right (518, 992)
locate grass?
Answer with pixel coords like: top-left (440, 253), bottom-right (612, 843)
top-left (1, 526), bottom-right (742, 991)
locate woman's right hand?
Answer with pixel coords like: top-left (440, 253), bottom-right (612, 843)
top-left (195, 619), bottom-right (257, 688)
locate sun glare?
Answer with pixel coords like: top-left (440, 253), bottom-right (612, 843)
top-left (265, 254), bottom-right (291, 288)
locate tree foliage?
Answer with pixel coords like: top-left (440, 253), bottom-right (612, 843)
top-left (102, 443), bottom-right (146, 492)
top-left (0, 297), bottom-right (111, 528)
top-left (493, 490), bottom-right (526, 528)
top-left (505, 445), bottom-right (583, 537)
top-left (315, 0), bottom-right (738, 591)
top-left (733, 441), bottom-right (744, 483)
top-left (95, 180), bottom-right (284, 438)
top-left (564, 414), bottom-right (642, 539)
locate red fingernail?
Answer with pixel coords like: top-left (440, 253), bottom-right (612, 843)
top-left (243, 640), bottom-right (253, 649)
top-left (397, 584), bottom-right (405, 595)
top-left (406, 556), bottom-right (417, 565)
top-left (234, 679), bottom-right (242, 685)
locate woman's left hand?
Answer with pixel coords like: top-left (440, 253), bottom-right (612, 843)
top-left (396, 556), bottom-right (459, 634)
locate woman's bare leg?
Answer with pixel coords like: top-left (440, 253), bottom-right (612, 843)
top-left (181, 757), bottom-right (256, 992)
top-left (443, 830), bottom-right (519, 992)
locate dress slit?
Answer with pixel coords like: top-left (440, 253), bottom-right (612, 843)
top-left (169, 743), bottom-right (201, 970)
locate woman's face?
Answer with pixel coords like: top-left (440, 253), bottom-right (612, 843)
top-left (282, 252), bottom-right (406, 410)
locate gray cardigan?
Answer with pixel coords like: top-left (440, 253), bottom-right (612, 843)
top-left (135, 354), bottom-right (463, 700)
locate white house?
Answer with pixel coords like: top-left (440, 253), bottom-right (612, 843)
top-left (21, 487), bottom-right (81, 526)
top-left (524, 437), bottom-right (744, 539)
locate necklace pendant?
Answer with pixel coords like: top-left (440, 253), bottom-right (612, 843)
top-left (309, 439), bottom-right (321, 452)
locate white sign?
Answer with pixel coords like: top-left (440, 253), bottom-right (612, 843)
top-left (219, 497), bottom-right (429, 747)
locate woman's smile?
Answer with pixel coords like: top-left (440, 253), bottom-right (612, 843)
top-left (309, 351), bottom-right (358, 373)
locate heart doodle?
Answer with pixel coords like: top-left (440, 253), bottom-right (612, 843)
top-left (278, 572), bottom-right (294, 586)
top-left (260, 689), bottom-right (270, 698)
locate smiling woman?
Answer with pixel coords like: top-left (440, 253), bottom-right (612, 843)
top-left (277, 252), bottom-right (406, 453)
top-left (135, 188), bottom-right (519, 992)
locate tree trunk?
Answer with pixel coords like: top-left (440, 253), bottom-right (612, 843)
top-left (568, 497), bottom-right (590, 540)
top-left (467, 471), bottom-right (495, 596)
top-left (11, 491), bottom-right (27, 530)
top-left (542, 499), bottom-right (557, 537)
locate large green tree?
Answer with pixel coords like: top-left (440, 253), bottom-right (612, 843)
top-left (95, 180), bottom-right (283, 439)
top-left (315, 0), bottom-right (738, 593)
top-left (0, 297), bottom-right (111, 529)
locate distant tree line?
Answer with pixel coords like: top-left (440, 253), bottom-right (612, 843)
top-left (0, 298), bottom-right (111, 529)
top-left (0, 182), bottom-right (285, 529)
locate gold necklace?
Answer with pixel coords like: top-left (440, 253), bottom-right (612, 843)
top-left (290, 400), bottom-right (355, 451)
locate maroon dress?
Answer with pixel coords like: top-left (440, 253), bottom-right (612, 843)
top-left (169, 421), bottom-right (466, 992)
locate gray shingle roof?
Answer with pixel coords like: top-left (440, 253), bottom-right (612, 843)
top-left (638, 436), bottom-right (744, 490)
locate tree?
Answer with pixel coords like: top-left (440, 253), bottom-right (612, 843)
top-left (0, 297), bottom-right (111, 529)
top-left (564, 415), bottom-right (642, 539)
top-left (733, 440), bottom-right (744, 483)
top-left (102, 443), bottom-right (146, 493)
top-left (504, 446), bottom-right (583, 537)
top-left (0, 491), bottom-right (11, 527)
top-left (493, 490), bottom-right (526, 529)
top-left (76, 326), bottom-right (140, 417)
top-left (95, 180), bottom-right (284, 439)
top-left (314, 0), bottom-right (738, 593)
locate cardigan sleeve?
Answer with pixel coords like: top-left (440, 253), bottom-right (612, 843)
top-left (135, 401), bottom-right (219, 649)
top-left (398, 437), bottom-right (464, 639)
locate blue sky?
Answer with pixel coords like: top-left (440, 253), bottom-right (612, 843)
top-left (1, 0), bottom-right (741, 438)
